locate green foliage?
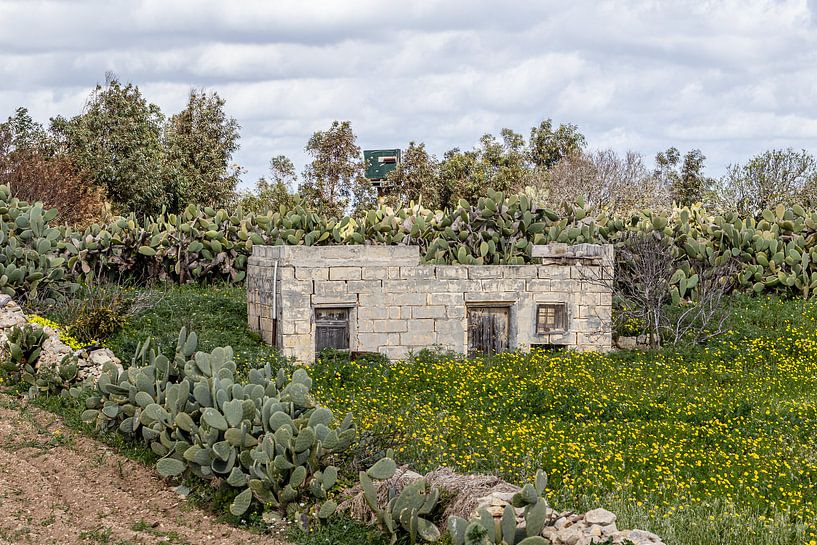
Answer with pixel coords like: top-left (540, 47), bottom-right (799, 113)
top-left (103, 282), bottom-right (289, 380)
top-left (448, 470), bottom-right (549, 545)
top-left (287, 514), bottom-right (393, 545)
top-left (360, 455), bottom-right (441, 544)
top-left (311, 296), bottom-right (817, 545)
top-left (48, 281), bottom-right (134, 343)
top-left (164, 89), bottom-right (242, 211)
top-left (0, 186), bottom-right (73, 301)
top-left (24, 353), bottom-right (79, 399)
top-left (50, 78), bottom-right (168, 217)
top-left (2, 322), bottom-right (47, 383)
top-left (78, 327), bottom-right (355, 521)
top-left (299, 120), bottom-right (373, 216)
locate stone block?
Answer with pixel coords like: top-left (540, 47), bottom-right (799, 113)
top-left (285, 306), bottom-right (312, 321)
top-left (428, 293), bottom-right (465, 306)
top-left (382, 280), bottom-right (411, 293)
top-left (526, 279), bottom-right (551, 292)
top-left (311, 295), bottom-right (358, 306)
top-left (434, 319), bottom-right (465, 338)
top-left (400, 266), bottom-right (436, 279)
top-left (407, 319), bottom-right (435, 332)
top-left (373, 320), bottom-right (408, 333)
top-left (538, 266), bottom-right (572, 280)
top-left (383, 345), bottom-right (413, 361)
top-left (468, 267), bottom-right (503, 279)
top-left (410, 305), bottom-right (446, 319)
top-left (501, 266), bottom-right (538, 279)
top-left (294, 320), bottom-right (312, 334)
top-left (480, 279), bottom-right (526, 293)
top-left (400, 331), bottom-right (437, 347)
top-left (329, 267), bottom-right (362, 281)
top-left (347, 280), bottom-right (383, 293)
top-left (358, 306), bottom-right (389, 320)
top-left (436, 266), bottom-right (469, 279)
top-left (357, 319), bottom-right (375, 332)
top-left (314, 281), bottom-right (347, 296)
top-left (362, 267), bottom-right (389, 280)
top-left (295, 267), bottom-right (329, 281)
top-left (356, 332), bottom-right (391, 348)
top-left (282, 292), bottom-right (311, 308)
top-left (255, 245), bottom-right (420, 267)
top-left (464, 292), bottom-right (517, 302)
top-left (388, 306), bottom-right (409, 319)
top-left (359, 293), bottom-right (387, 307)
top-left (391, 292), bottom-right (427, 306)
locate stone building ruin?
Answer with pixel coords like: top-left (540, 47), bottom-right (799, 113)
top-left (247, 244), bottom-right (613, 363)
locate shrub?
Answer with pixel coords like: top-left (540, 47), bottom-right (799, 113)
top-left (78, 328), bottom-right (355, 522)
top-left (1, 322), bottom-right (46, 383)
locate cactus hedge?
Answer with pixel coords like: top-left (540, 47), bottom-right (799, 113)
top-left (77, 327), bottom-right (354, 520)
top-left (5, 183), bottom-right (817, 300)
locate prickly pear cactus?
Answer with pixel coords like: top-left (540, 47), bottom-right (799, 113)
top-left (359, 454), bottom-right (441, 544)
top-left (80, 326), bottom-right (355, 521)
top-left (0, 185), bottom-right (74, 301)
top-left (448, 470), bottom-right (549, 545)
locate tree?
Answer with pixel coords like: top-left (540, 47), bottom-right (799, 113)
top-left (437, 147), bottom-right (484, 208)
top-left (533, 149), bottom-right (668, 213)
top-left (299, 121), bottom-right (373, 216)
top-left (164, 89), bottom-right (242, 211)
top-left (717, 149), bottom-right (817, 216)
top-left (478, 129), bottom-right (530, 194)
top-left (238, 179), bottom-right (298, 215)
top-left (654, 147), bottom-right (710, 206)
top-left (268, 155), bottom-right (297, 187)
top-left (50, 77), bottom-right (167, 217)
top-left (528, 119), bottom-right (586, 169)
top-left (238, 155), bottom-right (299, 214)
top-left (383, 142), bottom-right (441, 208)
top-left (0, 108), bottom-right (107, 226)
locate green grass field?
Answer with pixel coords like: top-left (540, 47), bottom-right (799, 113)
top-left (42, 285), bottom-right (817, 544)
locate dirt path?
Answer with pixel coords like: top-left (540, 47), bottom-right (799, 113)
top-left (0, 395), bottom-right (291, 545)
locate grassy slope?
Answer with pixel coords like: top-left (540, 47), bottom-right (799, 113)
top-left (31, 285), bottom-right (817, 545)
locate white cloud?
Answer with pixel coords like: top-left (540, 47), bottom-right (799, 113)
top-left (0, 0), bottom-right (815, 187)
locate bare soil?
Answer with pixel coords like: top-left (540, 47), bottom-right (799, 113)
top-left (0, 395), bottom-right (291, 545)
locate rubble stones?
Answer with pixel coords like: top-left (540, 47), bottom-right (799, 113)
top-left (469, 489), bottom-right (665, 545)
top-left (0, 298), bottom-right (118, 382)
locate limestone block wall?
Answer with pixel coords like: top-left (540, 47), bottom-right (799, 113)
top-left (247, 245), bottom-right (613, 363)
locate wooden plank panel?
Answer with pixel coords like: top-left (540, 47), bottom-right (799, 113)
top-left (467, 306), bottom-right (509, 356)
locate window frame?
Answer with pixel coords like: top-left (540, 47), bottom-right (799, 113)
top-left (314, 307), bottom-right (351, 353)
top-left (535, 303), bottom-right (567, 335)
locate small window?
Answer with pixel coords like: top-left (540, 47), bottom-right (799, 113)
top-left (315, 308), bottom-right (350, 353)
top-left (536, 304), bottom-right (566, 335)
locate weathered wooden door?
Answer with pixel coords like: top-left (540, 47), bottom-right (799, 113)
top-left (315, 308), bottom-right (350, 353)
top-left (467, 306), bottom-right (510, 356)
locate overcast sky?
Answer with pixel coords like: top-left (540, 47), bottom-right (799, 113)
top-left (1, 0), bottom-right (816, 188)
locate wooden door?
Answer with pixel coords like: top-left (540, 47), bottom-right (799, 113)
top-left (467, 306), bottom-right (510, 356)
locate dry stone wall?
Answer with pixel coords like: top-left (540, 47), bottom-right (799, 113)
top-left (0, 295), bottom-right (120, 382)
top-left (248, 245), bottom-right (613, 363)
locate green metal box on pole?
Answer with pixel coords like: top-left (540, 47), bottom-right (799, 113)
top-left (364, 149), bottom-right (401, 186)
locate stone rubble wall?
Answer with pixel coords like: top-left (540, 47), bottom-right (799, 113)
top-left (247, 245), bottom-right (613, 363)
top-left (0, 295), bottom-right (120, 382)
top-left (341, 466), bottom-right (666, 545)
